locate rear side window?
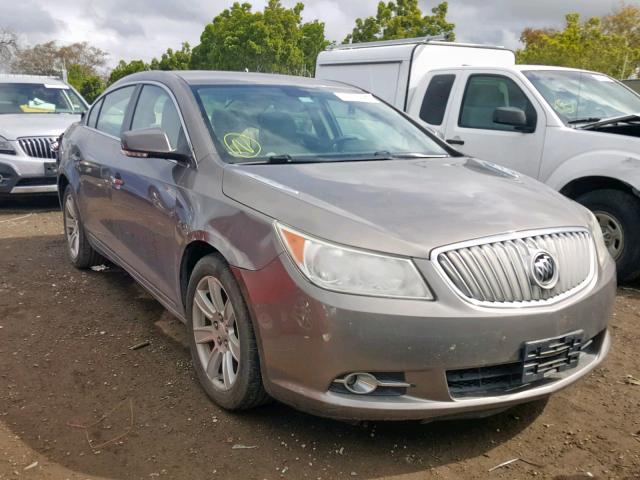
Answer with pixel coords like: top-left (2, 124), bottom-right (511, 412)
top-left (96, 86), bottom-right (135, 138)
top-left (130, 85), bottom-right (188, 153)
top-left (86, 98), bottom-right (103, 128)
top-left (419, 74), bottom-right (455, 126)
top-left (459, 75), bottom-right (536, 132)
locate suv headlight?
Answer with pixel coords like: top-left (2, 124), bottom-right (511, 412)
top-left (587, 212), bottom-right (611, 266)
top-left (0, 136), bottom-right (16, 155)
top-left (276, 223), bottom-right (433, 299)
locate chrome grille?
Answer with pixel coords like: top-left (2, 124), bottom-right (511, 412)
top-left (18, 136), bottom-right (57, 159)
top-left (434, 229), bottom-right (595, 306)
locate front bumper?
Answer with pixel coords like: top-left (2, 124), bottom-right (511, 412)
top-left (0, 153), bottom-right (58, 195)
top-left (236, 250), bottom-right (616, 421)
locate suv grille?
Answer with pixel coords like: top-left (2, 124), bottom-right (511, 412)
top-left (434, 229), bottom-right (595, 306)
top-left (18, 136), bottom-right (57, 159)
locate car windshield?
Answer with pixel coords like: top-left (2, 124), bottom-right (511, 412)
top-left (523, 70), bottom-right (640, 124)
top-left (0, 83), bottom-right (86, 115)
top-left (191, 84), bottom-right (449, 163)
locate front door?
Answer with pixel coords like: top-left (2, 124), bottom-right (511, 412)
top-left (106, 84), bottom-right (192, 302)
top-left (443, 72), bottom-right (546, 179)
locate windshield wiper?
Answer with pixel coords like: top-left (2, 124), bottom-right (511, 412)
top-left (567, 117), bottom-right (601, 125)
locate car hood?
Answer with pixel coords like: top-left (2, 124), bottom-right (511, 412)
top-left (0, 114), bottom-right (82, 139)
top-left (222, 157), bottom-right (592, 257)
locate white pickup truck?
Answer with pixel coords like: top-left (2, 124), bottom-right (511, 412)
top-left (317, 37), bottom-right (640, 282)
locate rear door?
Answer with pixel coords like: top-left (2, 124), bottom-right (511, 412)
top-left (442, 71), bottom-right (546, 179)
top-left (76, 86), bottom-right (137, 243)
top-left (106, 83), bottom-right (192, 303)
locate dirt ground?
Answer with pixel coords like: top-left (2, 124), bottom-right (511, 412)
top-left (0, 196), bottom-right (638, 480)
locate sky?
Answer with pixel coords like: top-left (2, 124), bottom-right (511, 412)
top-left (0, 0), bottom-right (633, 70)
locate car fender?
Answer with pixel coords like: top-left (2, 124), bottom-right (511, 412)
top-left (544, 149), bottom-right (640, 193)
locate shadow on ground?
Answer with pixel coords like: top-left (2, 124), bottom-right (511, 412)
top-left (0, 194), bottom-right (60, 213)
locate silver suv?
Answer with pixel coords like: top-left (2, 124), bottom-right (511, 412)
top-left (0, 74), bottom-right (87, 195)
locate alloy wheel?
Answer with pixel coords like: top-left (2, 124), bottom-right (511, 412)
top-left (192, 276), bottom-right (240, 391)
top-left (64, 195), bottom-right (80, 259)
top-left (595, 211), bottom-right (624, 260)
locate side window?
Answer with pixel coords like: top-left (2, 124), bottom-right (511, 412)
top-left (130, 85), bottom-right (187, 153)
top-left (459, 75), bottom-right (537, 132)
top-left (96, 86), bottom-right (135, 138)
top-left (419, 74), bottom-right (455, 126)
top-left (86, 98), bottom-right (103, 128)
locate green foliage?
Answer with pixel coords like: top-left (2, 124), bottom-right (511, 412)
top-left (107, 59), bottom-right (149, 85)
top-left (66, 63), bottom-right (104, 103)
top-left (150, 43), bottom-right (192, 71)
top-left (517, 7), bottom-right (640, 79)
top-left (190, 0), bottom-right (329, 75)
top-left (78, 76), bottom-right (105, 103)
top-left (343, 0), bottom-right (455, 44)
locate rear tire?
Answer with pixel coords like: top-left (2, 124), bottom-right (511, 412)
top-left (186, 254), bottom-right (269, 410)
top-left (576, 189), bottom-right (640, 282)
top-left (62, 186), bottom-right (103, 269)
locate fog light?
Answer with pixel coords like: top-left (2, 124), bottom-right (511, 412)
top-left (343, 373), bottom-right (378, 395)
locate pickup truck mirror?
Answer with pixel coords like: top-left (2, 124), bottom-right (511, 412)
top-left (493, 107), bottom-right (529, 130)
top-left (121, 128), bottom-right (190, 163)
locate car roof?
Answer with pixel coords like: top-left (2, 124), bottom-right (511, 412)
top-left (427, 64), bottom-right (608, 76)
top-left (115, 69), bottom-right (361, 90)
top-left (0, 74), bottom-right (68, 85)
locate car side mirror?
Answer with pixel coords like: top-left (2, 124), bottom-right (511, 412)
top-left (121, 128), bottom-right (190, 162)
top-left (493, 107), bottom-right (532, 132)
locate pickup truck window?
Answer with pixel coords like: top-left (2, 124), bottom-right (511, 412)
top-left (419, 74), bottom-right (455, 126)
top-left (459, 75), bottom-right (536, 132)
top-left (523, 70), bottom-right (640, 125)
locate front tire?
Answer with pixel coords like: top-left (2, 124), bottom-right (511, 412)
top-left (186, 254), bottom-right (269, 410)
top-left (62, 186), bottom-right (103, 269)
top-left (576, 189), bottom-right (640, 282)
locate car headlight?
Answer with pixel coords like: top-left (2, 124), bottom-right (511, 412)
top-left (587, 211), bottom-right (611, 266)
top-left (276, 223), bottom-right (433, 299)
top-left (0, 136), bottom-right (16, 155)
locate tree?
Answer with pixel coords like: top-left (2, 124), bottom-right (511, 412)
top-left (343, 0), bottom-right (455, 44)
top-left (11, 41), bottom-right (107, 77)
top-left (150, 43), bottom-right (192, 71)
top-left (190, 0), bottom-right (328, 75)
top-left (67, 64), bottom-right (104, 102)
top-left (0, 28), bottom-right (18, 68)
top-left (107, 59), bottom-right (149, 85)
top-left (517, 12), bottom-right (640, 79)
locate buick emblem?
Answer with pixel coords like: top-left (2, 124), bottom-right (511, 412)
top-left (530, 250), bottom-right (558, 290)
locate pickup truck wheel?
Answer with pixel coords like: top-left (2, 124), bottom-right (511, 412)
top-left (62, 186), bottom-right (103, 269)
top-left (186, 254), bottom-right (269, 410)
top-left (576, 189), bottom-right (640, 282)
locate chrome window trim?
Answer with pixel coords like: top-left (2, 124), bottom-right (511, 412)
top-left (430, 227), bottom-right (598, 309)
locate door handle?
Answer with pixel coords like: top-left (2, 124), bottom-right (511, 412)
top-left (446, 138), bottom-right (465, 146)
top-left (110, 174), bottom-right (124, 189)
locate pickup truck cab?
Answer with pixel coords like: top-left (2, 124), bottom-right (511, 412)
top-left (317, 39), bottom-right (640, 281)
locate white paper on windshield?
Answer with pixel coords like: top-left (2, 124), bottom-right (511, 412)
top-left (44, 84), bottom-right (69, 89)
top-left (334, 92), bottom-right (379, 103)
top-left (591, 74), bottom-right (614, 82)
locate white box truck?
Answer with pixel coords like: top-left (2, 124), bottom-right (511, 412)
top-left (316, 37), bottom-right (640, 282)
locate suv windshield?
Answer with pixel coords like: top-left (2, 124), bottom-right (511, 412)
top-left (192, 84), bottom-right (448, 163)
top-left (0, 83), bottom-right (86, 115)
top-left (523, 70), bottom-right (640, 124)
